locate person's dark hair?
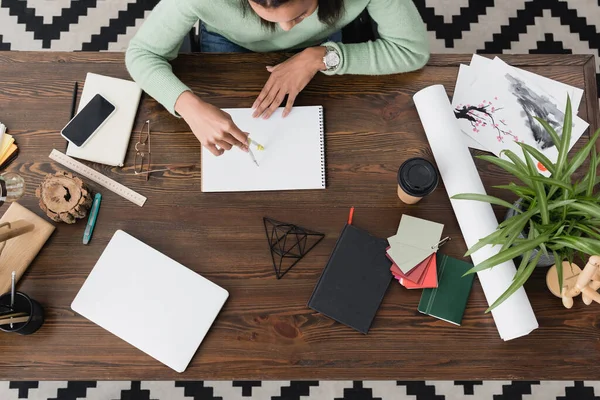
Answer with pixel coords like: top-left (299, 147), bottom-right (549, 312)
top-left (242, 0), bottom-right (345, 30)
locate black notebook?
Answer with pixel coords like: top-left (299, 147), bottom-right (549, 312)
top-left (308, 223), bottom-right (392, 334)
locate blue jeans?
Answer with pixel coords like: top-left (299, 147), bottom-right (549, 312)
top-left (200, 23), bottom-right (342, 53)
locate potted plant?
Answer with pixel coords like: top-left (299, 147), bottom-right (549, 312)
top-left (453, 98), bottom-right (600, 312)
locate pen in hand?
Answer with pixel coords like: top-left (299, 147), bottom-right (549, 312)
top-left (248, 138), bottom-right (265, 151)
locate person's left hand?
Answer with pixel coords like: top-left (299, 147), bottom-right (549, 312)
top-left (252, 46), bottom-right (326, 119)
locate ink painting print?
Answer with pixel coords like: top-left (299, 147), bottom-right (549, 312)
top-left (452, 58), bottom-right (588, 175)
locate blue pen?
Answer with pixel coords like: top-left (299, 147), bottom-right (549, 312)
top-left (83, 193), bottom-right (102, 245)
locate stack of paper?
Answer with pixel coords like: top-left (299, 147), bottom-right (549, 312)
top-left (386, 215), bottom-right (444, 289)
top-left (0, 123), bottom-right (18, 170)
top-left (453, 55), bottom-right (588, 175)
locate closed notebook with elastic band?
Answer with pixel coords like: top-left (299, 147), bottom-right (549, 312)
top-left (308, 223), bottom-right (392, 334)
top-left (418, 253), bottom-right (474, 325)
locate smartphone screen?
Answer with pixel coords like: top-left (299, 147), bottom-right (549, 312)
top-left (61, 94), bottom-right (116, 147)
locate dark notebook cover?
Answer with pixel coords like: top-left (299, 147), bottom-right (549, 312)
top-left (417, 253), bottom-right (474, 325)
top-left (308, 224), bottom-right (392, 334)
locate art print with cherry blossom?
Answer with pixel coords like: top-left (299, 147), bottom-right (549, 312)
top-left (454, 96), bottom-right (522, 145)
top-left (452, 61), bottom-right (588, 176)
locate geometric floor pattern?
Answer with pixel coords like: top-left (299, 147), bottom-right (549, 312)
top-left (2, 1), bottom-right (600, 399)
top-left (3, 381), bottom-right (600, 400)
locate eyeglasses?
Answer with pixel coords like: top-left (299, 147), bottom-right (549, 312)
top-left (134, 120), bottom-right (194, 180)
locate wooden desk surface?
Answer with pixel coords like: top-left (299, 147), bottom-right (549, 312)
top-left (0, 52), bottom-right (599, 381)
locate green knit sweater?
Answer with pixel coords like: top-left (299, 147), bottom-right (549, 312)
top-left (125, 0), bottom-right (430, 115)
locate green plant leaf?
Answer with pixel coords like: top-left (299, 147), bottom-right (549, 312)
top-left (476, 155), bottom-right (533, 186)
top-left (522, 150), bottom-right (549, 224)
top-left (465, 233), bottom-right (551, 275)
top-left (534, 116), bottom-right (562, 160)
top-left (500, 149), bottom-right (531, 175)
top-left (576, 176), bottom-right (600, 194)
top-left (570, 201), bottom-right (600, 220)
top-left (497, 199), bottom-right (576, 231)
top-left (500, 218), bottom-right (529, 252)
top-left (557, 96), bottom-right (573, 177)
top-left (451, 193), bottom-right (522, 212)
top-left (562, 128), bottom-right (600, 181)
top-left (586, 132), bottom-right (599, 196)
top-left (464, 228), bottom-right (510, 257)
top-left (555, 224), bottom-right (566, 237)
top-left (551, 236), bottom-right (600, 256)
top-left (516, 142), bottom-right (556, 176)
top-left (529, 175), bottom-right (574, 193)
top-left (511, 221), bottom-right (538, 281)
top-left (553, 250), bottom-right (563, 294)
top-left (486, 251), bottom-right (542, 312)
top-left (574, 223), bottom-right (600, 241)
top-left (539, 242), bottom-right (549, 257)
top-left (493, 184), bottom-right (536, 198)
top-left (512, 248), bottom-right (534, 282)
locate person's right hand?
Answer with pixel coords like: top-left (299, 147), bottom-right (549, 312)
top-left (175, 91), bottom-right (249, 156)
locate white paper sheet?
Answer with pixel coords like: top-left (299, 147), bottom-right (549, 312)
top-left (453, 59), bottom-right (589, 176)
top-left (470, 55), bottom-right (584, 110)
top-left (453, 64), bottom-right (489, 151)
top-left (413, 85), bottom-right (539, 341)
top-left (201, 106), bottom-right (325, 192)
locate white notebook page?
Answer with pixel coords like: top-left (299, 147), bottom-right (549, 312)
top-left (201, 106), bottom-right (325, 192)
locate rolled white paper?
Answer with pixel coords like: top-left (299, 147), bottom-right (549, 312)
top-left (413, 85), bottom-right (538, 341)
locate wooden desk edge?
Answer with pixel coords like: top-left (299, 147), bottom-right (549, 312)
top-left (0, 51), bottom-right (595, 66)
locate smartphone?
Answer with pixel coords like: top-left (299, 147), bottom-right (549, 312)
top-left (61, 94), bottom-right (116, 147)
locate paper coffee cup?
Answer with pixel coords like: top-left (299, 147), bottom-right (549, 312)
top-left (397, 158), bottom-right (439, 204)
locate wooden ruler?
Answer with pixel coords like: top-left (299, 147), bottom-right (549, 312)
top-left (49, 150), bottom-right (147, 207)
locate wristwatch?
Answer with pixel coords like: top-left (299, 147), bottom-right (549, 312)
top-left (323, 46), bottom-right (341, 71)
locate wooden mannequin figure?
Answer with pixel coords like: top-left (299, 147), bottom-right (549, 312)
top-left (546, 256), bottom-right (600, 308)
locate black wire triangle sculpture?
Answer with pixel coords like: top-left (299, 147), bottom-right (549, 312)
top-left (263, 217), bottom-right (325, 279)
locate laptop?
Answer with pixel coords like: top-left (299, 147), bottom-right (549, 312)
top-left (71, 230), bottom-right (228, 373)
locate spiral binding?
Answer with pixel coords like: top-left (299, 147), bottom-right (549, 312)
top-left (319, 106), bottom-right (326, 188)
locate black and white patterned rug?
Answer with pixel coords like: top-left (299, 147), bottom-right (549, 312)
top-left (4, 380), bottom-right (600, 400)
top-left (2, 1), bottom-right (600, 399)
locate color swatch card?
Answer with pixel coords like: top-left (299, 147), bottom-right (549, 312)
top-left (389, 252), bottom-right (438, 289)
top-left (387, 215), bottom-right (444, 274)
top-left (418, 254), bottom-right (475, 326)
top-left (0, 124), bottom-right (18, 170)
top-left (201, 106), bottom-right (325, 192)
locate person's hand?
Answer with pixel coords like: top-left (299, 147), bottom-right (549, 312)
top-left (175, 91), bottom-right (249, 156)
top-left (252, 46), bottom-right (326, 119)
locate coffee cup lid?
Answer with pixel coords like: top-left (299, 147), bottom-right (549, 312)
top-left (397, 158), bottom-right (439, 197)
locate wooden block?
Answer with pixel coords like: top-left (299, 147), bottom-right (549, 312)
top-left (0, 203), bottom-right (55, 294)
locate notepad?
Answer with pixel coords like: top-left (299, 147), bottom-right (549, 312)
top-left (201, 106), bottom-right (325, 192)
top-left (67, 73), bottom-right (142, 167)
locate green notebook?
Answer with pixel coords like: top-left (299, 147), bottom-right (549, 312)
top-left (418, 254), bottom-right (474, 325)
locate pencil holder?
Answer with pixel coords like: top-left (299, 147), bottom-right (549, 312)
top-left (0, 291), bottom-right (44, 335)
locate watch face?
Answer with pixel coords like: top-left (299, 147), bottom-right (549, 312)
top-left (325, 51), bottom-right (340, 68)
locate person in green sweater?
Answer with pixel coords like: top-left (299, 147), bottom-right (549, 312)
top-left (126, 0), bottom-right (429, 156)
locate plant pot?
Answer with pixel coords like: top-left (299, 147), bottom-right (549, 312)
top-left (504, 199), bottom-right (556, 268)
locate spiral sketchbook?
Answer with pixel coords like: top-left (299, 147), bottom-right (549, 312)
top-left (201, 106), bottom-right (325, 192)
